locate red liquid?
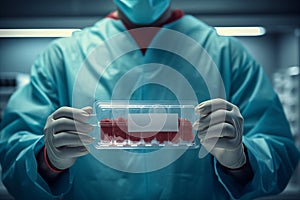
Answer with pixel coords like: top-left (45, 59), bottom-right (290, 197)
top-left (99, 117), bottom-right (194, 144)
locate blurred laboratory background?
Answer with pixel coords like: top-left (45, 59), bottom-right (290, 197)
top-left (0, 0), bottom-right (299, 199)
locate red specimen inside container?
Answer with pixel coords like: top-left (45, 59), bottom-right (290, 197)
top-left (100, 117), bottom-right (194, 144)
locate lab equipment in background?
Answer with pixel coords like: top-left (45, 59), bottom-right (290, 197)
top-left (273, 66), bottom-right (299, 148)
top-left (0, 72), bottom-right (30, 122)
top-left (273, 66), bottom-right (300, 192)
top-left (92, 101), bottom-right (199, 149)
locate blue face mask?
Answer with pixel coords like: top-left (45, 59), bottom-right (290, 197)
top-left (114, 0), bottom-right (171, 25)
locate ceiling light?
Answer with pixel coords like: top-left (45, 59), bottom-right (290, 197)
top-left (215, 27), bottom-right (266, 36)
top-left (0, 29), bottom-right (81, 38)
top-left (0, 27), bottom-right (266, 38)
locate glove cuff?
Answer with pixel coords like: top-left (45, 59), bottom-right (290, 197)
top-left (229, 144), bottom-right (247, 169)
top-left (43, 146), bottom-right (65, 173)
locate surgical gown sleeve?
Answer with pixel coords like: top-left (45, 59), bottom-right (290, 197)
top-left (214, 37), bottom-right (300, 199)
top-left (0, 40), bottom-right (73, 199)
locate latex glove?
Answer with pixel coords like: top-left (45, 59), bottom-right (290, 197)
top-left (194, 98), bottom-right (246, 169)
top-left (44, 106), bottom-right (94, 170)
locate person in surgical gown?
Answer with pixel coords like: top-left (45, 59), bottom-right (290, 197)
top-left (0, 0), bottom-right (299, 199)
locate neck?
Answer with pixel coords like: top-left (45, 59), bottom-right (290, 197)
top-left (117, 7), bottom-right (172, 29)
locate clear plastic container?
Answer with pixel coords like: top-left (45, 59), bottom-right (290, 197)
top-left (92, 100), bottom-right (200, 149)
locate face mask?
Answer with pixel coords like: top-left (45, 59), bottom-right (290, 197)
top-left (114, 0), bottom-right (171, 25)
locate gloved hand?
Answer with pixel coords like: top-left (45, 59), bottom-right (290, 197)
top-left (44, 106), bottom-right (94, 170)
top-left (194, 98), bottom-right (246, 169)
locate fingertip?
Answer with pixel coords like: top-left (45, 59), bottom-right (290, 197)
top-left (88, 124), bottom-right (95, 131)
top-left (192, 121), bottom-right (199, 130)
top-left (82, 106), bottom-right (93, 114)
top-left (88, 136), bottom-right (96, 142)
top-left (81, 146), bottom-right (91, 153)
top-left (86, 146), bottom-right (91, 151)
top-left (79, 146), bottom-right (89, 153)
top-left (81, 134), bottom-right (95, 142)
top-left (194, 103), bottom-right (204, 113)
top-left (199, 138), bottom-right (203, 144)
top-left (79, 124), bottom-right (94, 133)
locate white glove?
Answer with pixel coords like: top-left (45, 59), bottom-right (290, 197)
top-left (194, 98), bottom-right (246, 169)
top-left (44, 106), bottom-right (94, 170)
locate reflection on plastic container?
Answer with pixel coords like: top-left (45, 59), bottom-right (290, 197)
top-left (92, 101), bottom-right (199, 149)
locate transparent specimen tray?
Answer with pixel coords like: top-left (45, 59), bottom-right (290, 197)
top-left (91, 101), bottom-right (200, 149)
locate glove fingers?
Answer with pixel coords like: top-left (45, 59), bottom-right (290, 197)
top-left (52, 118), bottom-right (94, 133)
top-left (201, 134), bottom-right (241, 149)
top-left (194, 110), bottom-right (234, 131)
top-left (197, 122), bottom-right (235, 140)
top-left (53, 131), bottom-right (95, 148)
top-left (195, 98), bottom-right (234, 115)
top-left (57, 146), bottom-right (90, 158)
top-left (52, 106), bottom-right (93, 123)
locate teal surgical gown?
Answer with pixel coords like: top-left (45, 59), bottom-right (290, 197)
top-left (0, 14), bottom-right (299, 200)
